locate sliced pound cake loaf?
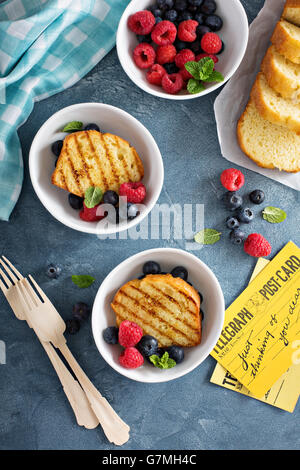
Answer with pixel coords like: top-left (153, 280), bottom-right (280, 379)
top-left (283, 0), bottom-right (300, 26)
top-left (251, 72), bottom-right (300, 133)
top-left (271, 19), bottom-right (300, 64)
top-left (237, 100), bottom-right (300, 173)
top-left (261, 45), bottom-right (300, 101)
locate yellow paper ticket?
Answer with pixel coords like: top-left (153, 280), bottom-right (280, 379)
top-left (210, 258), bottom-right (300, 412)
top-left (210, 241), bottom-right (300, 397)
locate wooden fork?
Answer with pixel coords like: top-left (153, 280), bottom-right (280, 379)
top-left (0, 256), bottom-right (130, 446)
top-left (0, 256), bottom-right (98, 430)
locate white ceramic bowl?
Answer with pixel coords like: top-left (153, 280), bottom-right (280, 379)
top-left (29, 103), bottom-right (164, 235)
top-left (92, 248), bottom-right (225, 383)
top-left (116, 0), bottom-right (249, 100)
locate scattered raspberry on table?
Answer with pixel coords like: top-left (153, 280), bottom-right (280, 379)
top-left (244, 234), bottom-right (272, 258)
top-left (220, 168), bottom-right (245, 192)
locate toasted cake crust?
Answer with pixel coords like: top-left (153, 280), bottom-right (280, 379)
top-left (271, 19), bottom-right (300, 64)
top-left (111, 274), bottom-right (201, 348)
top-left (51, 130), bottom-right (144, 197)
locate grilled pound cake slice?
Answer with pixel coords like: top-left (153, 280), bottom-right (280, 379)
top-left (251, 72), bottom-right (300, 133)
top-left (261, 45), bottom-right (300, 102)
top-left (237, 99), bottom-right (300, 173)
top-left (52, 130), bottom-right (144, 197)
top-left (283, 0), bottom-right (300, 27)
top-left (111, 274), bottom-right (201, 348)
top-left (271, 19), bottom-right (300, 64)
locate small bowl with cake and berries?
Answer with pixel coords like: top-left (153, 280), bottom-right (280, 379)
top-left (116, 0), bottom-right (249, 99)
top-left (92, 248), bottom-right (225, 383)
top-left (29, 103), bottom-right (164, 235)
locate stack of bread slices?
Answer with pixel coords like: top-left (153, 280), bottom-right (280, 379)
top-left (238, 0), bottom-right (300, 173)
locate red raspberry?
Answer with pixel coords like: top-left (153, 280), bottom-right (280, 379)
top-left (244, 234), bottom-right (272, 258)
top-left (179, 67), bottom-right (193, 81)
top-left (175, 49), bottom-right (195, 69)
top-left (220, 168), bottom-right (245, 191)
top-left (178, 20), bottom-right (198, 42)
top-left (119, 182), bottom-right (146, 204)
top-left (133, 43), bottom-right (156, 69)
top-left (162, 73), bottom-right (184, 94)
top-left (79, 202), bottom-right (106, 222)
top-left (156, 45), bottom-right (177, 65)
top-left (146, 64), bottom-right (166, 85)
top-left (151, 20), bottom-right (177, 46)
top-left (119, 347), bottom-right (144, 369)
top-left (196, 53), bottom-right (218, 64)
top-left (118, 320), bottom-right (143, 348)
top-left (128, 10), bottom-right (155, 35)
top-left (201, 32), bottom-right (222, 54)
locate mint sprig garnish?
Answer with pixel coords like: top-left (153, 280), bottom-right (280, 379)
top-left (71, 275), bottom-right (95, 288)
top-left (185, 57), bottom-right (224, 95)
top-left (262, 206), bottom-right (287, 224)
top-left (149, 352), bottom-right (176, 369)
top-left (62, 121), bottom-right (83, 132)
top-left (194, 228), bottom-right (222, 245)
top-left (84, 186), bottom-right (103, 209)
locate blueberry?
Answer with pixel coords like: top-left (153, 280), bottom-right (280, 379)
top-left (66, 318), bottom-right (80, 335)
top-left (230, 228), bottom-right (246, 246)
top-left (51, 140), bottom-right (63, 157)
top-left (157, 0), bottom-right (174, 10)
top-left (188, 5), bottom-right (198, 13)
top-left (249, 189), bottom-right (265, 205)
top-left (155, 16), bottom-right (163, 23)
top-left (223, 192), bottom-right (243, 211)
top-left (165, 9), bottom-right (178, 21)
top-left (146, 347), bottom-right (166, 363)
top-left (226, 216), bottom-right (240, 230)
top-left (103, 326), bottom-right (119, 345)
top-left (200, 0), bottom-right (216, 15)
top-left (166, 346), bottom-right (184, 364)
top-left (198, 291), bottom-right (204, 303)
top-left (137, 335), bottom-right (158, 357)
top-left (103, 190), bottom-right (119, 206)
top-left (205, 14), bottom-right (223, 31)
top-left (196, 25), bottom-right (211, 37)
top-left (72, 302), bottom-right (90, 322)
top-left (153, 8), bottom-right (163, 17)
top-left (178, 11), bottom-right (193, 21)
top-left (217, 40), bottom-right (225, 54)
top-left (143, 261), bottom-right (161, 275)
top-left (46, 264), bottom-right (61, 279)
top-left (174, 39), bottom-right (187, 51)
top-left (190, 40), bottom-right (202, 54)
top-left (164, 62), bottom-right (179, 74)
top-left (188, 0), bottom-right (203, 6)
top-left (170, 266), bottom-right (188, 281)
top-left (200, 309), bottom-right (204, 321)
top-left (194, 12), bottom-right (205, 24)
top-left (55, 158), bottom-right (58, 167)
top-left (68, 193), bottom-right (84, 210)
top-left (137, 34), bottom-right (152, 43)
top-left (127, 202), bottom-right (140, 221)
top-left (237, 207), bottom-right (255, 224)
top-left (174, 0), bottom-right (188, 11)
top-left (84, 123), bottom-right (100, 132)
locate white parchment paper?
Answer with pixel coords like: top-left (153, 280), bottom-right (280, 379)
top-left (214, 0), bottom-right (300, 191)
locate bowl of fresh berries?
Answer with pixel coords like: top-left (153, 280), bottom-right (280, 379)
top-left (29, 102), bottom-right (164, 235)
top-left (92, 248), bottom-right (225, 383)
top-left (116, 0), bottom-right (249, 99)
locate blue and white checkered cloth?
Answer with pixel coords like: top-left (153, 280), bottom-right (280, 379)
top-left (0, 0), bottom-right (129, 221)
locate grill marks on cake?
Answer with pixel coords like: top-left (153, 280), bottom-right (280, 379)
top-left (85, 131), bottom-right (108, 190)
top-left (100, 133), bottom-right (119, 188)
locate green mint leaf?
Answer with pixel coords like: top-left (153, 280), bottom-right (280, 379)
top-left (262, 206), bottom-right (287, 224)
top-left (185, 61), bottom-right (201, 79)
top-left (203, 70), bottom-right (224, 83)
top-left (71, 275), bottom-right (95, 288)
top-left (62, 121), bottom-right (83, 132)
top-left (84, 186), bottom-right (103, 209)
top-left (194, 229), bottom-right (222, 245)
top-left (150, 352), bottom-right (177, 370)
top-left (197, 57), bottom-right (214, 80)
top-left (187, 79), bottom-right (205, 95)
